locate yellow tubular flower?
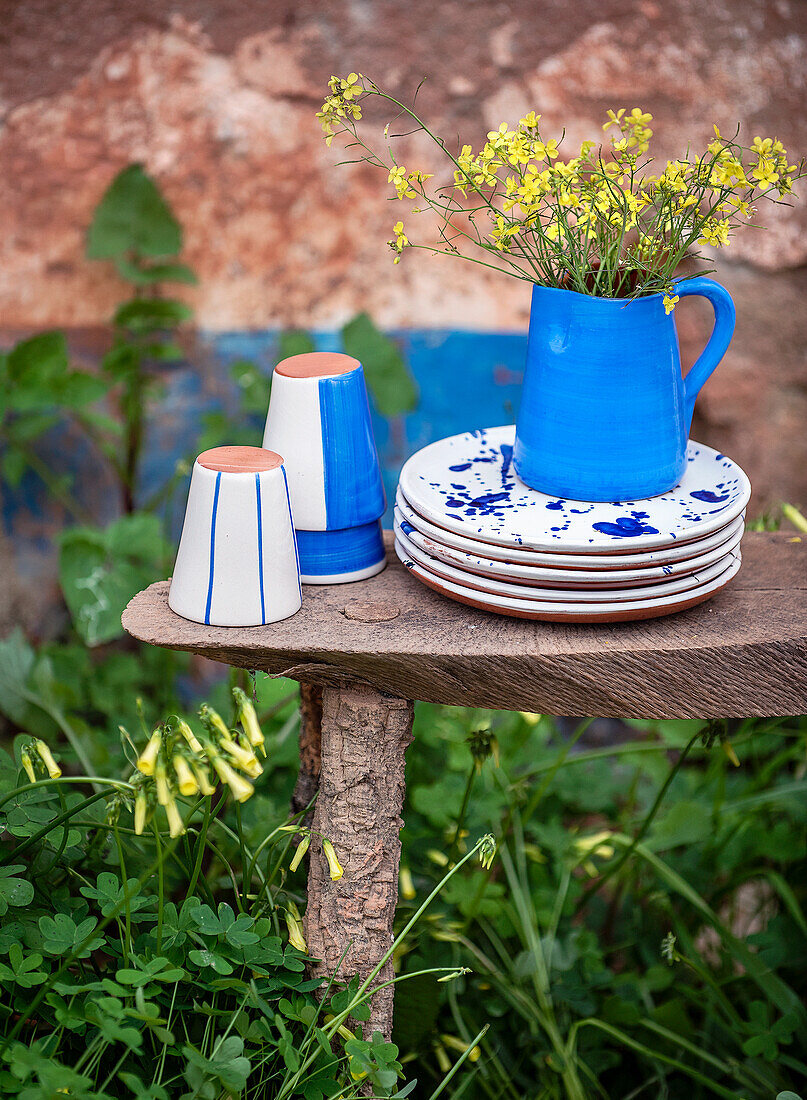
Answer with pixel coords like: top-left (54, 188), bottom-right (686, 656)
top-left (289, 831), bottom-right (310, 872)
top-left (164, 799), bottom-right (186, 838)
top-left (177, 718), bottom-right (204, 755)
top-left (173, 755), bottom-right (199, 797)
top-left (284, 905), bottom-right (308, 952)
top-left (211, 757), bottom-right (254, 803)
top-left (191, 763), bottom-right (217, 797)
top-left (155, 762), bottom-right (171, 807)
top-left (663, 293), bottom-right (680, 315)
top-left (136, 729), bottom-right (162, 776)
top-left (200, 704), bottom-right (231, 743)
top-left (35, 740), bottom-right (62, 779)
top-left (399, 865), bottom-right (416, 900)
top-left (322, 838), bottom-right (345, 881)
top-left (20, 750), bottom-right (36, 784)
top-left (134, 790), bottom-right (148, 835)
top-left (234, 688), bottom-right (265, 755)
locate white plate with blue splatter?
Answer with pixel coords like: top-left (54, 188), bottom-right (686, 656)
top-left (394, 507), bottom-right (744, 587)
top-left (398, 426), bottom-right (751, 555)
top-left (395, 492), bottom-right (745, 569)
top-left (395, 540), bottom-right (742, 623)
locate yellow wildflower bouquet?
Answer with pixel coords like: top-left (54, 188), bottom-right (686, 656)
top-left (318, 75), bottom-right (803, 303)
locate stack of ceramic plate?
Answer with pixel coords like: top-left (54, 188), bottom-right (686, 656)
top-left (394, 426), bottom-right (750, 624)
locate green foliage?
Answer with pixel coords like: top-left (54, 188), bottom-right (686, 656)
top-left (0, 707), bottom-right (419, 1100)
top-left (58, 515), bottom-right (170, 646)
top-left (391, 707), bottom-right (807, 1098)
top-left (342, 311), bottom-right (418, 418)
top-left (86, 164), bottom-right (195, 283)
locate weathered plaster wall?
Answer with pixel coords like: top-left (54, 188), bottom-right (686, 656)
top-left (1, 0), bottom-right (806, 631)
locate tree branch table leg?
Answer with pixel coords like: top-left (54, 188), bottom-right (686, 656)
top-left (304, 683), bottom-right (414, 1041)
top-left (292, 682), bottom-right (322, 819)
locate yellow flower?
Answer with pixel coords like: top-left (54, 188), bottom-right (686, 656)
top-left (136, 729), bottom-right (162, 776)
top-left (289, 830), bottom-right (310, 872)
top-left (698, 218), bottom-right (730, 247)
top-left (200, 705), bottom-right (230, 743)
top-left (323, 838), bottom-right (344, 881)
top-left (534, 138), bottom-right (559, 161)
top-left (164, 799), bottom-right (186, 839)
top-left (339, 72), bottom-right (362, 101)
top-left (603, 108), bottom-right (626, 131)
top-left (211, 757), bottom-right (254, 803)
top-left (234, 689), bottom-right (266, 756)
top-left (752, 155), bottom-right (780, 188)
top-left (134, 790), bottom-right (148, 835)
top-left (519, 111), bottom-right (541, 129)
top-left (154, 762), bottom-right (171, 807)
top-left (20, 749), bottom-right (36, 784)
top-left (192, 763), bottom-right (217, 797)
top-left (173, 755), bottom-right (198, 797)
top-left (35, 740), bottom-right (61, 779)
top-left (399, 865), bottom-right (416, 900)
top-left (284, 903), bottom-right (307, 953)
top-left (389, 220), bottom-right (409, 263)
top-left (177, 719), bottom-right (204, 755)
top-left (663, 293), bottom-right (680, 315)
top-left (388, 164), bottom-right (409, 199)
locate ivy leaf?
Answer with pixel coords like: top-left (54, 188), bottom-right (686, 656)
top-left (341, 312), bottom-right (417, 418)
top-left (87, 165), bottom-right (182, 260)
top-left (39, 913), bottom-right (104, 958)
top-left (0, 866), bottom-right (34, 916)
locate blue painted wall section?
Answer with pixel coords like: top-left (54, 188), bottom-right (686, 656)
top-left (2, 328), bottom-right (527, 551)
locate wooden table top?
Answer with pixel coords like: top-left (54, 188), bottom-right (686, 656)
top-left (122, 531), bottom-right (807, 719)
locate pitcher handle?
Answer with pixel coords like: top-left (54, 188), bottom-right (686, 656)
top-left (675, 277), bottom-right (736, 427)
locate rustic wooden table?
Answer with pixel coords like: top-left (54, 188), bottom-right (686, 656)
top-left (123, 530), bottom-right (807, 1039)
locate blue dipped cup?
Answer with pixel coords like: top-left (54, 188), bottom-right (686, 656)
top-left (263, 352), bottom-right (386, 583)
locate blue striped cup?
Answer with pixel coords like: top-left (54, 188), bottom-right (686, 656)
top-left (263, 352), bottom-right (386, 584)
top-left (169, 446), bottom-right (302, 626)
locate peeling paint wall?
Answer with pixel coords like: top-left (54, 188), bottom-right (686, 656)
top-left (1, 0), bottom-right (806, 629)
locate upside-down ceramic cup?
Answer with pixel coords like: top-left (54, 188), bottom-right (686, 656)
top-left (168, 446), bottom-right (302, 626)
top-left (263, 352), bottom-right (386, 584)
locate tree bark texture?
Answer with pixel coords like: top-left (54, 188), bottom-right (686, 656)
top-left (304, 683), bottom-right (414, 1041)
top-left (291, 682), bottom-right (322, 820)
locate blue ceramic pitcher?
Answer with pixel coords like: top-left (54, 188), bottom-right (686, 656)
top-left (513, 277), bottom-right (736, 501)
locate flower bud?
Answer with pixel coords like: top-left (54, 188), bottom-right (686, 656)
top-left (20, 749), bottom-right (36, 784)
top-left (322, 839), bottom-right (344, 881)
top-left (137, 729), bottom-right (162, 776)
top-left (176, 718), bottom-right (204, 755)
top-left (289, 830), bottom-right (310, 872)
top-left (164, 799), bottom-right (185, 838)
top-left (154, 762), bottom-right (171, 806)
top-left (199, 704), bottom-right (231, 743)
top-left (134, 790), bottom-right (148, 835)
top-left (284, 904), bottom-right (307, 952)
top-left (173, 755), bottom-right (199, 797)
top-left (233, 687), bottom-right (266, 756)
top-left (35, 740), bottom-right (62, 779)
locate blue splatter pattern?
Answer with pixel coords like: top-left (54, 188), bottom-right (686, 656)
top-left (398, 425), bottom-right (750, 553)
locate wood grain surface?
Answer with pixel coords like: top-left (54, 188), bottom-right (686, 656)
top-left (122, 532), bottom-right (807, 718)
